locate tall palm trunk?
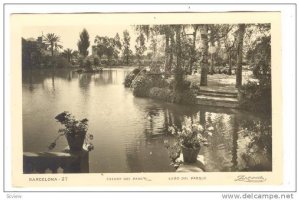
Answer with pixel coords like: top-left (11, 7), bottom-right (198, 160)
top-left (236, 24), bottom-right (246, 88)
top-left (200, 25), bottom-right (209, 86)
top-left (50, 42), bottom-right (54, 57)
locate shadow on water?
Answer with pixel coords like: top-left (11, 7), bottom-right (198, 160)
top-left (22, 68), bottom-right (272, 172)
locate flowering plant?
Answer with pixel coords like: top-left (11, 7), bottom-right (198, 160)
top-left (48, 111), bottom-right (94, 151)
top-left (165, 117), bottom-right (214, 167)
top-left (168, 117), bottom-right (214, 149)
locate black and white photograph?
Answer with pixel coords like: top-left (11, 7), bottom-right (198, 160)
top-left (21, 17), bottom-right (273, 175)
top-left (2, 2), bottom-right (299, 199)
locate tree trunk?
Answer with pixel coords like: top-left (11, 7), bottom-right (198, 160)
top-left (189, 29), bottom-right (197, 75)
top-left (210, 51), bottom-right (214, 75)
top-left (175, 26), bottom-right (182, 68)
top-left (228, 51), bottom-right (232, 75)
top-left (174, 25), bottom-right (184, 91)
top-left (236, 24), bottom-right (246, 88)
top-left (51, 42), bottom-right (54, 57)
top-left (200, 25), bottom-right (209, 86)
top-left (169, 32), bottom-right (175, 72)
top-left (164, 34), bottom-right (170, 73)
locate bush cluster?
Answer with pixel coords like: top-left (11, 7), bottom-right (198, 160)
top-left (239, 81), bottom-right (271, 115)
top-left (131, 73), bottom-right (196, 105)
top-left (149, 87), bottom-right (174, 102)
top-left (132, 75), bottom-right (153, 97)
top-left (124, 68), bottom-right (141, 88)
top-left (132, 74), bottom-right (169, 97)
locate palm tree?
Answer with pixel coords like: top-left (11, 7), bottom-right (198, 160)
top-left (43, 33), bottom-right (62, 57)
top-left (62, 48), bottom-right (75, 63)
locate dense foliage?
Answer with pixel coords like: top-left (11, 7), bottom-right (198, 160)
top-left (239, 81), bottom-right (271, 115)
top-left (124, 68), bottom-right (141, 88)
top-left (77, 29), bottom-right (90, 57)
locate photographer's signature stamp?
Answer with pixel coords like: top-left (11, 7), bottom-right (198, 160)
top-left (234, 175), bottom-right (267, 183)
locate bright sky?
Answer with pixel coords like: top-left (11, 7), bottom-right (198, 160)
top-left (22, 25), bottom-right (138, 54)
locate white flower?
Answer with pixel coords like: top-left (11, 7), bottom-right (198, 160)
top-left (207, 132), bottom-right (213, 136)
top-left (197, 124), bottom-right (204, 132)
top-left (186, 128), bottom-right (192, 134)
top-left (207, 126), bottom-right (214, 131)
top-left (192, 124), bottom-right (198, 132)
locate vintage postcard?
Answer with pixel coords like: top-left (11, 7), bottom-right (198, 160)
top-left (10, 12), bottom-right (282, 187)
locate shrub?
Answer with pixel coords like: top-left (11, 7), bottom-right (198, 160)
top-left (54, 56), bottom-right (72, 68)
top-left (148, 87), bottom-right (196, 104)
top-left (239, 81), bottom-right (271, 115)
top-left (93, 57), bottom-right (100, 66)
top-left (169, 79), bottom-right (191, 91)
top-left (131, 73), bottom-right (169, 97)
top-left (124, 73), bottom-right (136, 87)
top-left (132, 68), bottom-right (141, 75)
top-left (149, 87), bottom-right (174, 102)
top-left (172, 90), bottom-right (196, 105)
top-left (124, 68), bottom-right (140, 88)
top-left (132, 75), bottom-right (153, 97)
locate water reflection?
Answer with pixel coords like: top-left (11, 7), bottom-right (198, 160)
top-left (22, 68), bottom-right (272, 172)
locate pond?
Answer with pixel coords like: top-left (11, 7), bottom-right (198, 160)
top-left (22, 68), bottom-right (272, 173)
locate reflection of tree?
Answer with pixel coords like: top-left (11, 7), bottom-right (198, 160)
top-left (200, 111), bottom-right (206, 126)
top-left (93, 70), bottom-right (114, 85)
top-left (231, 115), bottom-right (238, 171)
top-left (78, 73), bottom-right (92, 88)
top-left (51, 70), bottom-right (55, 91)
top-left (67, 71), bottom-right (72, 81)
top-left (28, 69), bottom-right (34, 91)
top-left (125, 144), bottom-right (143, 172)
top-left (240, 119), bottom-right (272, 171)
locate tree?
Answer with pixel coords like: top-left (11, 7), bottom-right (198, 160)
top-left (207, 25), bottom-right (220, 74)
top-left (236, 24), bottom-right (246, 88)
top-left (200, 25), bottom-right (209, 86)
top-left (113, 33), bottom-right (122, 62)
top-left (188, 25), bottom-right (199, 74)
top-left (94, 35), bottom-right (121, 65)
top-left (246, 24), bottom-right (271, 84)
top-left (173, 25), bottom-right (185, 91)
top-left (77, 29), bottom-right (90, 57)
top-left (222, 25), bottom-right (237, 75)
top-left (122, 30), bottom-right (132, 65)
top-left (149, 35), bottom-right (158, 59)
top-left (22, 38), bottom-right (42, 68)
top-left (135, 33), bottom-right (147, 67)
top-left (94, 36), bottom-right (108, 60)
top-left (61, 48), bottom-right (76, 63)
top-left (43, 33), bottom-right (62, 57)
top-left (153, 25), bottom-right (174, 74)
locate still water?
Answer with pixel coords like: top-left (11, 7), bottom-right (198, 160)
top-left (22, 68), bottom-right (272, 172)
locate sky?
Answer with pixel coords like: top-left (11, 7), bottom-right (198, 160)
top-left (22, 25), bottom-right (138, 54)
